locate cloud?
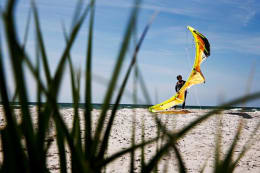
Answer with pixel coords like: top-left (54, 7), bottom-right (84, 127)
top-left (241, 10), bottom-right (256, 26)
top-left (216, 0), bottom-right (258, 26)
top-left (234, 0), bottom-right (257, 26)
top-left (96, 0), bottom-right (205, 18)
top-left (207, 31), bottom-right (260, 55)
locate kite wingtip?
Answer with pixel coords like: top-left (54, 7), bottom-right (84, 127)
top-left (148, 107), bottom-right (156, 113)
top-left (187, 26), bottom-right (195, 32)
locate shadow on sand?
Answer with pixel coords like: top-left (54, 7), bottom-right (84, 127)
top-left (229, 112), bottom-right (253, 119)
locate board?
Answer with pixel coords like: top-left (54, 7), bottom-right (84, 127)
top-left (156, 109), bottom-right (191, 114)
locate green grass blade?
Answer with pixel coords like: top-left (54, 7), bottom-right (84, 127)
top-left (162, 158), bottom-right (169, 173)
top-left (149, 93), bottom-right (260, 173)
top-left (84, 0), bottom-right (95, 160)
top-left (20, 53), bottom-right (48, 95)
top-left (214, 115), bottom-right (222, 173)
top-left (176, 91), bottom-right (260, 140)
top-left (92, 73), bottom-right (145, 103)
top-left (98, 135), bottom-right (161, 167)
top-left (172, 143), bottom-right (186, 173)
top-left (56, 124), bottom-right (68, 173)
top-left (150, 92), bottom-right (260, 173)
top-left (35, 39), bottom-right (42, 115)
top-left (70, 0), bottom-right (84, 31)
top-left (11, 88), bottom-right (18, 102)
top-left (51, 2), bottom-right (90, 98)
top-left (0, 29), bottom-right (28, 172)
top-left (61, 23), bottom-right (83, 171)
top-left (68, 57), bottom-right (82, 150)
top-left (136, 65), bottom-right (152, 104)
top-left (1, 129), bottom-right (15, 172)
top-left (22, 10), bottom-right (91, 168)
top-left (230, 120), bottom-right (260, 172)
top-left (61, 21), bottom-right (81, 139)
top-left (36, 61), bottom-right (86, 172)
top-left (27, 59), bottom-right (51, 167)
top-left (130, 113), bottom-right (136, 173)
top-left (3, 1), bottom-right (33, 133)
top-left (3, 1), bottom-right (42, 171)
top-left (142, 114), bottom-right (184, 173)
top-left (142, 138), bottom-right (172, 173)
top-left (13, 10), bottom-right (49, 97)
top-left (11, 8), bottom-right (31, 102)
top-left (200, 157), bottom-right (209, 173)
top-left (34, 6), bottom-right (91, 166)
top-left (97, 6), bottom-right (155, 160)
top-left (34, 38), bottom-right (52, 168)
top-left (141, 114), bottom-right (176, 173)
top-left (242, 62), bottom-right (256, 107)
top-left (110, 10), bottom-right (157, 108)
top-left (35, 38), bottom-right (48, 169)
top-left (17, 51), bottom-right (52, 154)
top-left (14, 2), bottom-right (46, 170)
top-left (141, 114), bottom-right (146, 168)
top-left (31, 0), bottom-right (51, 85)
top-left (52, 106), bottom-right (88, 172)
top-left (154, 119), bottom-right (160, 173)
top-left (131, 48), bottom-right (138, 173)
top-left (5, 0), bottom-right (15, 15)
top-left (75, 70), bottom-right (82, 145)
top-left (220, 120), bottom-right (243, 172)
top-left (93, 1), bottom-right (139, 158)
top-left (1, 128), bottom-right (29, 172)
top-left (22, 6), bottom-right (31, 49)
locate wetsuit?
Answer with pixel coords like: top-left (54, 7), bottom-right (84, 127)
top-left (175, 80), bottom-right (187, 109)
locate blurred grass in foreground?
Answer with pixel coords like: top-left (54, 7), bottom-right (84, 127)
top-left (0, 0), bottom-right (260, 172)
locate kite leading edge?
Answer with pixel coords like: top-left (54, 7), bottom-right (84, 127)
top-left (149, 26), bottom-right (211, 113)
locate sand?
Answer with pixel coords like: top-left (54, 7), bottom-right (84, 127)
top-left (0, 107), bottom-right (259, 172)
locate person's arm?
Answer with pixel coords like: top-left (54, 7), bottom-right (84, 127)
top-left (175, 83), bottom-right (178, 92)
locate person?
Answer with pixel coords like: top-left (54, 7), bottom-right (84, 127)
top-left (174, 75), bottom-right (187, 109)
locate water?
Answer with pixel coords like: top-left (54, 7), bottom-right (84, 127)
top-left (6, 102), bottom-right (260, 111)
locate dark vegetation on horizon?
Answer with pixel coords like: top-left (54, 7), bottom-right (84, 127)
top-left (0, 0), bottom-right (259, 172)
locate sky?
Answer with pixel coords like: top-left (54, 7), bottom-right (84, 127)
top-left (1, 0), bottom-right (260, 107)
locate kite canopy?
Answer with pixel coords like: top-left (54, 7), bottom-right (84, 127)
top-left (149, 26), bottom-right (210, 112)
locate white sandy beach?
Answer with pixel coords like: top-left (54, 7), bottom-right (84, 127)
top-left (0, 107), bottom-right (259, 172)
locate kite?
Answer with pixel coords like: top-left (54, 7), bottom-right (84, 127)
top-left (149, 26), bottom-right (210, 112)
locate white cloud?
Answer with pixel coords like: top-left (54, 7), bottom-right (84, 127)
top-left (216, 0), bottom-right (258, 26)
top-left (96, 0), bottom-right (205, 18)
top-left (207, 31), bottom-right (260, 55)
top-left (235, 0), bottom-right (257, 26)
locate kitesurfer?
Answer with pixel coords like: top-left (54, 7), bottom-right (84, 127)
top-left (174, 75), bottom-right (187, 109)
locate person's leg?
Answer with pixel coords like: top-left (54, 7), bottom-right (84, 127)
top-left (182, 91), bottom-right (187, 109)
top-left (182, 101), bottom-right (185, 109)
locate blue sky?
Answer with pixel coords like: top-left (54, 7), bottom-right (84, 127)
top-left (1, 0), bottom-right (260, 107)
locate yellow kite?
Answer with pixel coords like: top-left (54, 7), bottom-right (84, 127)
top-left (149, 26), bottom-right (210, 112)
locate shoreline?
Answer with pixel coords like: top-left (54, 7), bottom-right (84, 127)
top-left (1, 103), bottom-right (260, 111)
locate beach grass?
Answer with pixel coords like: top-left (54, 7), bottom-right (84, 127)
top-left (0, 0), bottom-right (260, 172)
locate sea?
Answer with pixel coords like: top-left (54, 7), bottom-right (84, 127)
top-left (6, 102), bottom-right (260, 112)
